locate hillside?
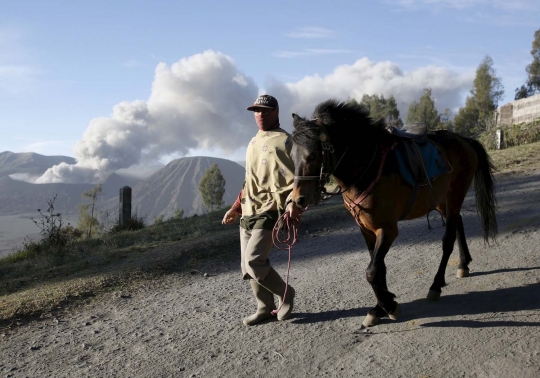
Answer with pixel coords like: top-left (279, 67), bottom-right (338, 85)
top-left (0, 151), bottom-right (76, 180)
top-left (0, 152), bottom-right (244, 218)
top-left (0, 173), bottom-right (140, 215)
top-left (101, 156), bottom-right (245, 220)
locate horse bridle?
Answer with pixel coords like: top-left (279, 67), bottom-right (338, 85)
top-left (293, 122), bottom-right (348, 196)
top-left (293, 119), bottom-right (384, 199)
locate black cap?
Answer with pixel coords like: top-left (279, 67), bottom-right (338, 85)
top-left (247, 95), bottom-right (278, 111)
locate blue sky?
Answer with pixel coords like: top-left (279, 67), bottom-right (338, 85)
top-left (1, 0), bottom-right (539, 182)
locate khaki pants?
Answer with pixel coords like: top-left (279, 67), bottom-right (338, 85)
top-left (240, 227), bottom-right (273, 282)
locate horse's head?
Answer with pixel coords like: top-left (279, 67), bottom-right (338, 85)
top-left (290, 99), bottom-right (391, 209)
top-left (290, 113), bottom-right (329, 209)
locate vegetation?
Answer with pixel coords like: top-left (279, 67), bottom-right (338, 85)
top-left (455, 56), bottom-right (504, 137)
top-left (350, 94), bottom-right (403, 127)
top-left (480, 119), bottom-right (540, 150)
top-left (199, 164), bottom-right (226, 212)
top-left (77, 184), bottom-right (102, 238)
top-left (405, 88), bottom-right (440, 131)
top-left (515, 27), bottom-right (540, 99)
top-left (173, 208), bottom-right (185, 220)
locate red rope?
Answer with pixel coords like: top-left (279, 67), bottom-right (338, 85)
top-left (270, 212), bottom-right (300, 316)
top-left (344, 142), bottom-right (396, 209)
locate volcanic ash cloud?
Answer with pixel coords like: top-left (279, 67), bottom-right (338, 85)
top-left (37, 50), bottom-right (258, 184)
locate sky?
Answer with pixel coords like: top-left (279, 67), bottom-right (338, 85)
top-left (0, 0), bottom-right (539, 183)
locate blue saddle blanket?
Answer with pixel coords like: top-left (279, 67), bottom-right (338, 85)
top-left (394, 140), bottom-right (451, 186)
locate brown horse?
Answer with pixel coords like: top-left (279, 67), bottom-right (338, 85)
top-left (290, 99), bottom-right (497, 327)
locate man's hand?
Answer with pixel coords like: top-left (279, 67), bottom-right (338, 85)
top-left (222, 208), bottom-right (239, 225)
top-left (286, 201), bottom-right (303, 220)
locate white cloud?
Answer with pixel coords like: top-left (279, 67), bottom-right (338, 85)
top-left (267, 57), bottom-right (474, 125)
top-left (37, 52), bottom-right (476, 184)
top-left (285, 27), bottom-right (338, 39)
top-left (9, 173), bottom-right (41, 183)
top-left (36, 162), bottom-right (105, 184)
top-left (391, 0), bottom-right (540, 11)
top-left (37, 50), bottom-right (258, 184)
top-left (273, 49), bottom-right (354, 59)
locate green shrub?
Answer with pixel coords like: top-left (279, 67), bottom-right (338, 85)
top-left (480, 120), bottom-right (540, 150)
top-left (108, 212), bottom-right (146, 233)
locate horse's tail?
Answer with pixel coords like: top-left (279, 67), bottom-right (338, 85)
top-left (468, 138), bottom-right (498, 243)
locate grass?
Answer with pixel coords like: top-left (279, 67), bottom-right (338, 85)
top-left (488, 141), bottom-right (540, 174)
top-left (1, 141), bottom-right (540, 326)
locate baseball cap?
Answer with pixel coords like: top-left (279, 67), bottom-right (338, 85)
top-left (247, 95), bottom-right (278, 111)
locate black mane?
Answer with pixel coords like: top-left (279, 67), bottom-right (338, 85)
top-left (292, 99), bottom-right (392, 150)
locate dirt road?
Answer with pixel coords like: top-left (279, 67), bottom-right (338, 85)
top-left (1, 170), bottom-right (539, 377)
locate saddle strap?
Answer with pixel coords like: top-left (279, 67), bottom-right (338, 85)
top-left (399, 182), bottom-right (419, 221)
top-left (406, 141), bottom-right (446, 229)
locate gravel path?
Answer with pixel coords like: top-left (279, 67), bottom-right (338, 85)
top-left (1, 171), bottom-right (539, 377)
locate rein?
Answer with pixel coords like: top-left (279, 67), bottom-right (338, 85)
top-left (271, 212), bottom-right (300, 316)
top-left (343, 142), bottom-right (396, 209)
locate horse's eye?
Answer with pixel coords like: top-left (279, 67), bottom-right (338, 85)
top-left (306, 154), bottom-right (317, 162)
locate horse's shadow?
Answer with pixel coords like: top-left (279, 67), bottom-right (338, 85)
top-left (290, 307), bottom-right (369, 325)
top-left (290, 268), bottom-right (540, 328)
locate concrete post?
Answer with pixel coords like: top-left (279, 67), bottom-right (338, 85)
top-left (119, 186), bottom-right (132, 228)
top-left (496, 129), bottom-right (504, 150)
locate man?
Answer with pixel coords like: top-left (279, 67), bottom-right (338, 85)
top-left (222, 94), bottom-right (302, 326)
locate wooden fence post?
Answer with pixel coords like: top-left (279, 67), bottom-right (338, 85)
top-left (119, 186), bottom-right (132, 228)
top-left (496, 129), bottom-right (504, 150)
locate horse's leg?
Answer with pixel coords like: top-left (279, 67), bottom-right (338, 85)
top-left (427, 214), bottom-right (458, 301)
top-left (360, 228), bottom-right (386, 326)
top-left (362, 225), bottom-right (400, 327)
top-left (456, 214), bottom-right (472, 278)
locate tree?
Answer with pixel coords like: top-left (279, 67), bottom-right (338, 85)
top-left (454, 96), bottom-right (480, 137)
top-left (354, 94), bottom-right (403, 127)
top-left (515, 28), bottom-right (540, 99)
top-left (438, 108), bottom-right (454, 131)
top-left (405, 88), bottom-right (440, 130)
top-left (454, 56), bottom-right (504, 136)
top-left (199, 164), bottom-right (226, 212)
top-left (472, 55), bottom-right (504, 131)
top-left (385, 95), bottom-right (403, 127)
top-left (77, 183), bottom-right (102, 238)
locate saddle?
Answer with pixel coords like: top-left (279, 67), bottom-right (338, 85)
top-left (389, 124), bottom-right (450, 225)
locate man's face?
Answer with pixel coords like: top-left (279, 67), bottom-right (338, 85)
top-left (253, 107), bottom-right (279, 130)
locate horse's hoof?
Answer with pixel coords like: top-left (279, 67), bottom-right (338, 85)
top-left (427, 290), bottom-right (441, 301)
top-left (388, 303), bottom-right (401, 321)
top-left (362, 313), bottom-right (380, 327)
top-left (456, 268), bottom-right (470, 278)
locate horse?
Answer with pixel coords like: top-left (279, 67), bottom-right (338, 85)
top-left (290, 99), bottom-right (497, 327)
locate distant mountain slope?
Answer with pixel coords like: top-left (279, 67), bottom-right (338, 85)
top-left (0, 173), bottom-right (140, 216)
top-left (0, 153), bottom-right (245, 221)
top-left (0, 151), bottom-right (76, 179)
top-left (102, 156), bottom-right (245, 220)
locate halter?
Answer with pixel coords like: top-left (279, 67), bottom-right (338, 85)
top-left (293, 123), bottom-right (348, 196)
top-left (293, 120), bottom-right (396, 209)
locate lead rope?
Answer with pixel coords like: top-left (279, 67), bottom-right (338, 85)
top-left (270, 212), bottom-right (301, 316)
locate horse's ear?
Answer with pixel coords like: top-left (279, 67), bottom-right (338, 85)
top-left (292, 113), bottom-right (302, 129)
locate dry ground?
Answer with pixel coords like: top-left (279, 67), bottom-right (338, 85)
top-left (1, 143), bottom-right (540, 377)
